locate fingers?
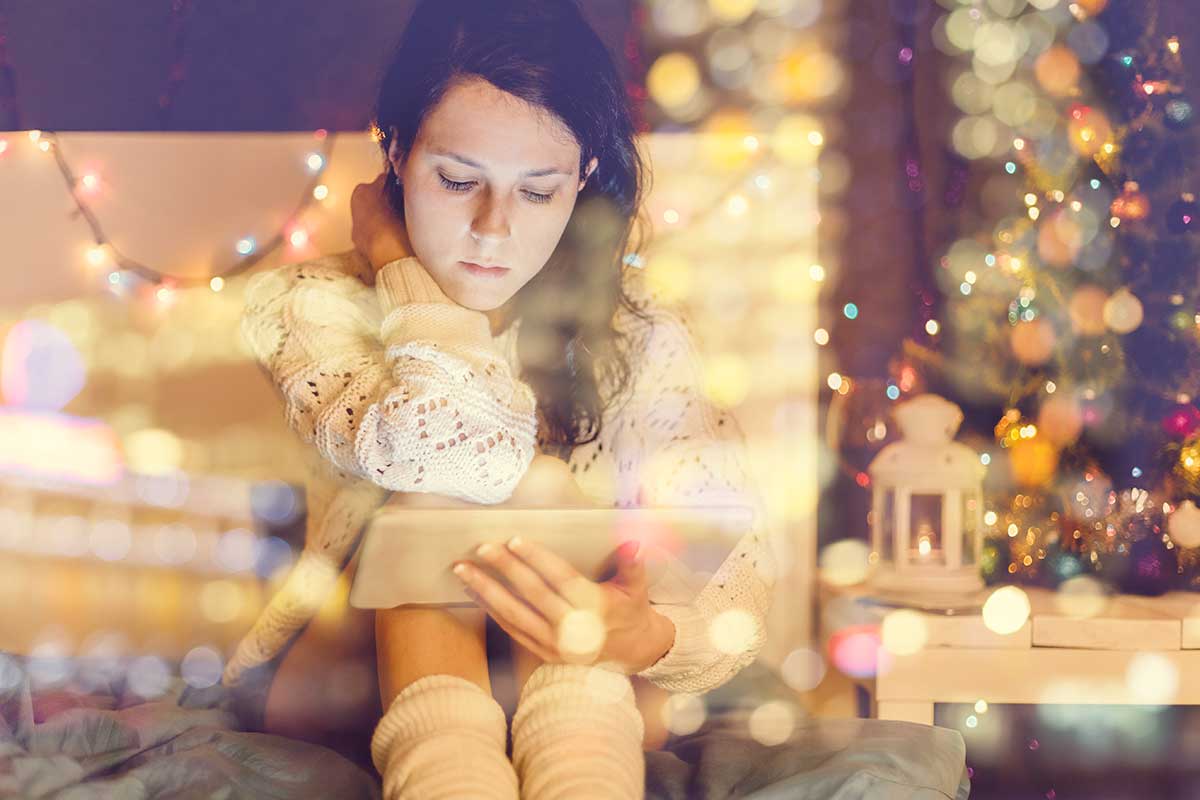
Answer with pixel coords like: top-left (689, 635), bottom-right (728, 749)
top-left (454, 562), bottom-right (558, 652)
top-left (475, 598), bottom-right (558, 663)
top-left (472, 542), bottom-right (574, 625)
top-left (505, 537), bottom-right (605, 611)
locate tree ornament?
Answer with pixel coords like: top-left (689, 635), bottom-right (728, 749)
top-left (1068, 285), bottom-right (1110, 336)
top-left (1168, 501), bottom-right (1200, 549)
top-left (1178, 439), bottom-right (1200, 492)
top-left (1102, 287), bottom-right (1144, 334)
top-left (1010, 318), bottom-right (1057, 366)
top-left (1162, 404), bottom-right (1200, 439)
top-left (1110, 180), bottom-right (1150, 221)
top-left (1165, 96), bottom-right (1195, 131)
top-left (1038, 394), bottom-right (1085, 448)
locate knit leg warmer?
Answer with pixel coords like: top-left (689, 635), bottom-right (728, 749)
top-left (511, 663), bottom-right (646, 800)
top-left (370, 674), bottom-right (519, 800)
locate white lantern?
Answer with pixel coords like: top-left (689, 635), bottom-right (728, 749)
top-left (867, 394), bottom-right (986, 596)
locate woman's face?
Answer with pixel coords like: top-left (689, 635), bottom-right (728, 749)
top-left (389, 76), bottom-right (598, 312)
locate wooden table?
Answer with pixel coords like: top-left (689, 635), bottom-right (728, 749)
top-left (818, 580), bottom-right (1200, 725)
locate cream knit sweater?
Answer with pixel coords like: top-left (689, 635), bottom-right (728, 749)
top-left (226, 249), bottom-right (776, 695)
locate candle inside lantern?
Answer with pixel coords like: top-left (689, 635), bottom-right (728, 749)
top-left (909, 521), bottom-right (943, 564)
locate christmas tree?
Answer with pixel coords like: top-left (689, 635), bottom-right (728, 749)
top-left (926, 0), bottom-right (1200, 594)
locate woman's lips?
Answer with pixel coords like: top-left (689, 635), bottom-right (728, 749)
top-left (460, 260), bottom-right (510, 278)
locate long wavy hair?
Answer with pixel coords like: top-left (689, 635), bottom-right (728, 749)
top-left (373, 0), bottom-right (653, 461)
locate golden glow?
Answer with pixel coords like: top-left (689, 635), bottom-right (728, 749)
top-left (982, 586), bottom-right (1031, 635)
top-left (556, 608), bottom-right (606, 659)
top-left (709, 608), bottom-right (757, 655)
top-left (648, 52), bottom-right (702, 109)
top-left (881, 609), bottom-right (928, 656)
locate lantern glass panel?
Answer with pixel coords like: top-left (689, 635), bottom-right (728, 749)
top-left (962, 489), bottom-right (979, 564)
top-left (878, 490), bottom-right (895, 565)
top-left (909, 493), bottom-right (945, 565)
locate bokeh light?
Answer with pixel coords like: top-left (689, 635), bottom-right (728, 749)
top-left (982, 586), bottom-right (1031, 635)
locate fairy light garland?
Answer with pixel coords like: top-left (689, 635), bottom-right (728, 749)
top-left (20, 128), bottom-right (336, 294)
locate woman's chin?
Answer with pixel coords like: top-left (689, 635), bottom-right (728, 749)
top-left (442, 285), bottom-right (511, 312)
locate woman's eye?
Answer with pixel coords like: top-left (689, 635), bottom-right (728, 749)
top-left (438, 175), bottom-right (475, 192)
top-left (439, 174), bottom-right (554, 204)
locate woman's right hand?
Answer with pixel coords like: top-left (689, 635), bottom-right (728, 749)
top-left (351, 172), bottom-right (414, 273)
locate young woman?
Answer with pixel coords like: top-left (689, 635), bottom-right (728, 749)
top-left (229, 1), bottom-right (776, 797)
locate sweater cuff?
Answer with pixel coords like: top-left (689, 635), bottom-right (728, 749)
top-left (634, 603), bottom-right (712, 684)
top-left (375, 257), bottom-right (452, 314)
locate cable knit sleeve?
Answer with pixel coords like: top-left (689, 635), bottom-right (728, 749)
top-left (613, 275), bottom-right (777, 695)
top-left (240, 253), bottom-right (537, 504)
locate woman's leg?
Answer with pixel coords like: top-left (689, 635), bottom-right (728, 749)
top-left (375, 604), bottom-right (491, 705)
top-left (510, 647), bottom-right (646, 799)
top-left (371, 604), bottom-right (519, 799)
top-left (511, 632), bottom-right (544, 697)
top-left (511, 638), bottom-right (669, 751)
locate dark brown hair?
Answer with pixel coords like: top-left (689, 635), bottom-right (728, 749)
top-left (372, 0), bottom-right (653, 460)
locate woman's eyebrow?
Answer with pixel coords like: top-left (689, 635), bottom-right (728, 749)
top-left (429, 148), bottom-right (570, 178)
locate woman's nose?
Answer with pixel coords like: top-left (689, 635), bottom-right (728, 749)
top-left (470, 192), bottom-right (511, 243)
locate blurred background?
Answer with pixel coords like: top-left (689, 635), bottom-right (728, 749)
top-left (5, 0), bottom-right (1200, 796)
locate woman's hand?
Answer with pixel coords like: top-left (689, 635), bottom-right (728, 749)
top-left (451, 535), bottom-right (675, 675)
top-left (450, 453), bottom-right (674, 674)
top-left (388, 454), bottom-right (677, 672)
top-left (351, 172), bottom-right (414, 273)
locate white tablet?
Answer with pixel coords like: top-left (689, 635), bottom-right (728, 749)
top-left (348, 504), bottom-right (755, 609)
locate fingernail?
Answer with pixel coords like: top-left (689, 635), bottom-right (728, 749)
top-left (453, 563), bottom-right (469, 578)
top-left (507, 536), bottom-right (524, 551)
top-left (476, 543), bottom-right (498, 559)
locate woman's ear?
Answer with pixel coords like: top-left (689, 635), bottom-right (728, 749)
top-left (387, 128), bottom-right (406, 178)
top-left (579, 157), bottom-right (598, 191)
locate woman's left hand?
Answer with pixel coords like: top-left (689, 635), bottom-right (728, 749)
top-left (452, 537), bottom-right (675, 674)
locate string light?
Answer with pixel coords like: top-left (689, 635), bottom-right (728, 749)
top-left (726, 194), bottom-right (749, 215)
top-left (34, 129), bottom-right (335, 292)
top-left (86, 245), bottom-right (109, 267)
